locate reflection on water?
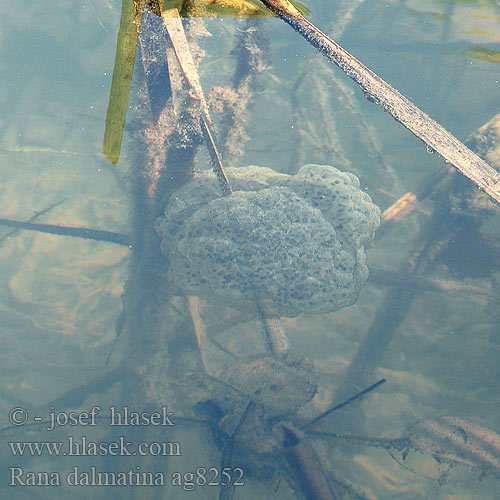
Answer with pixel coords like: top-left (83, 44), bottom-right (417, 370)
top-left (1, 0), bottom-right (499, 498)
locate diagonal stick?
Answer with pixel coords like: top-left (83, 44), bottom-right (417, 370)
top-left (259, 0), bottom-right (500, 204)
top-left (162, 9), bottom-right (232, 196)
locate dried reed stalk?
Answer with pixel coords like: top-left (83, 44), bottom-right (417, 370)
top-left (259, 0), bottom-right (500, 204)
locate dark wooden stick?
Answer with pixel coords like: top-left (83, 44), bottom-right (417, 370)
top-left (0, 218), bottom-right (131, 246)
top-left (275, 423), bottom-right (340, 500)
top-left (301, 378), bottom-right (386, 431)
top-left (259, 0), bottom-right (500, 204)
top-left (0, 200), bottom-right (67, 245)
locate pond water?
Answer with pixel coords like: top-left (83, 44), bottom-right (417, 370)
top-left (0, 0), bottom-right (499, 499)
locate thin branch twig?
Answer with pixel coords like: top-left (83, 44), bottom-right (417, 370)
top-left (0, 199), bottom-right (67, 245)
top-left (0, 218), bottom-right (131, 246)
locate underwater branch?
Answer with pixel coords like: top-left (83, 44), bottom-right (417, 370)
top-left (0, 218), bottom-right (131, 246)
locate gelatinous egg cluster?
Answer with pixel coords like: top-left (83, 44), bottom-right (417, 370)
top-left (156, 164), bottom-right (380, 317)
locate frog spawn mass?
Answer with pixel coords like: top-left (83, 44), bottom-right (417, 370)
top-left (155, 164), bottom-right (381, 317)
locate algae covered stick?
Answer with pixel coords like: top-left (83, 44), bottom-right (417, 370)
top-left (259, 0), bottom-right (500, 204)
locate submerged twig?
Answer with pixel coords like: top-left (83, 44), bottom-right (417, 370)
top-left (331, 170), bottom-right (458, 424)
top-left (275, 379), bottom-right (387, 500)
top-left (290, 63), bottom-right (351, 170)
top-left (188, 295), bottom-right (212, 371)
top-left (219, 402), bottom-right (254, 500)
top-left (312, 416), bottom-right (500, 480)
top-left (0, 217), bottom-right (131, 246)
top-left (213, 20), bottom-right (269, 164)
top-left (105, 294), bottom-right (127, 366)
top-left (379, 168), bottom-right (451, 228)
top-left (309, 429), bottom-right (406, 453)
top-left (257, 303), bottom-right (290, 361)
top-left (259, 0), bottom-right (500, 203)
top-left (369, 268), bottom-right (498, 300)
top-left (0, 199), bottom-right (67, 245)
top-left (275, 423), bottom-right (340, 500)
top-left (302, 378), bottom-right (386, 431)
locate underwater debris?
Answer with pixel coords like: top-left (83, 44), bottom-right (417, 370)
top-left (155, 164), bottom-right (380, 317)
top-left (219, 357), bottom-right (317, 417)
top-left (203, 356), bottom-right (317, 456)
top-left (406, 416), bottom-right (500, 476)
top-left (211, 375), bottom-right (384, 499)
top-left (275, 422), bottom-right (340, 500)
top-left (315, 415), bottom-right (500, 483)
top-left (208, 20), bottom-right (269, 165)
top-left (0, 199), bottom-right (67, 246)
top-left (0, 217), bottom-right (130, 246)
top-left (303, 378), bottom-right (386, 432)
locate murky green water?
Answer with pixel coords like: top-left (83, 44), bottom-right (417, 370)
top-left (1, 0), bottom-right (499, 498)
